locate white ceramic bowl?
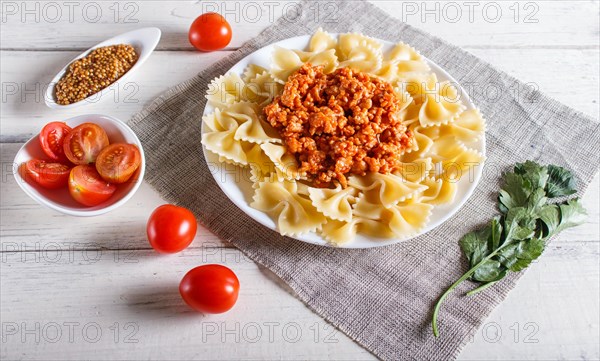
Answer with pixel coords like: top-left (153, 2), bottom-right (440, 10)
top-left (45, 27), bottom-right (161, 109)
top-left (13, 114), bottom-right (145, 216)
top-left (201, 34), bottom-right (486, 248)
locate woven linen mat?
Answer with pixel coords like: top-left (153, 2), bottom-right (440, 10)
top-left (129, 1), bottom-right (600, 359)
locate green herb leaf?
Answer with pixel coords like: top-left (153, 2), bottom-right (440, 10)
top-left (459, 218), bottom-right (504, 267)
top-left (514, 161), bottom-right (549, 189)
top-left (504, 207), bottom-right (536, 241)
top-left (526, 187), bottom-right (548, 215)
top-left (546, 164), bottom-right (577, 197)
top-left (497, 238), bottom-right (545, 272)
top-left (472, 260), bottom-right (506, 282)
top-left (555, 198), bottom-right (587, 234)
top-left (538, 204), bottom-right (560, 238)
top-left (459, 229), bottom-right (489, 267)
top-left (489, 217), bottom-right (502, 250)
top-left (498, 172), bottom-right (532, 213)
top-left (432, 161), bottom-right (587, 337)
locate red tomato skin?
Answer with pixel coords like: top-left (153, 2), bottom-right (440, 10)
top-left (68, 165), bottom-right (117, 206)
top-left (147, 205), bottom-right (198, 253)
top-left (189, 12), bottom-right (232, 51)
top-left (39, 122), bottom-right (72, 162)
top-left (21, 159), bottom-right (71, 189)
top-left (179, 265), bottom-right (240, 314)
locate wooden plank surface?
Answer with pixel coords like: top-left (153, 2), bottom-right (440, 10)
top-left (1, 235), bottom-right (598, 360)
top-left (1, 249), bottom-right (374, 360)
top-left (1, 0), bottom-right (599, 360)
top-left (1, 1), bottom-right (598, 50)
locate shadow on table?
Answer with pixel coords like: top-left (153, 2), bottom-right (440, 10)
top-left (123, 284), bottom-right (200, 319)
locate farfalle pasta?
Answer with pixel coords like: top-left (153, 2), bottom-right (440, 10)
top-left (309, 28), bottom-right (337, 52)
top-left (260, 143), bottom-right (304, 181)
top-left (378, 42), bottom-right (430, 82)
top-left (251, 178), bottom-right (326, 236)
top-left (201, 28), bottom-right (485, 245)
top-left (270, 46), bottom-right (338, 82)
top-left (411, 73), bottom-right (466, 127)
top-left (417, 177), bottom-right (458, 205)
top-left (206, 73), bottom-right (247, 108)
top-left (348, 173), bottom-right (426, 208)
top-left (244, 71), bottom-right (283, 106)
top-left (307, 185), bottom-right (357, 222)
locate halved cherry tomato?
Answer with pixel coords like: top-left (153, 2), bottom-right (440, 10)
top-left (21, 159), bottom-right (71, 189)
top-left (68, 165), bottom-right (117, 206)
top-left (63, 123), bottom-right (109, 165)
top-left (179, 264), bottom-right (240, 314)
top-left (189, 12), bottom-right (232, 52)
top-left (147, 204), bottom-right (198, 253)
top-left (96, 143), bottom-right (142, 184)
top-left (39, 122), bottom-right (71, 162)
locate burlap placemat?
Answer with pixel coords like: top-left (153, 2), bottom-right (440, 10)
top-left (129, 1), bottom-right (600, 359)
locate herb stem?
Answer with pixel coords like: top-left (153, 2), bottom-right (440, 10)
top-left (432, 162), bottom-right (585, 338)
top-left (432, 269), bottom-right (476, 337)
top-left (432, 247), bottom-right (506, 337)
top-left (466, 281), bottom-right (498, 296)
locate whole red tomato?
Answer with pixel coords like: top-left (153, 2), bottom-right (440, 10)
top-left (189, 12), bottom-right (232, 51)
top-left (179, 264), bottom-right (240, 314)
top-left (147, 204), bottom-right (198, 253)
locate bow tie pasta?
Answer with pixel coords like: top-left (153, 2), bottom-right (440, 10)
top-left (201, 28), bottom-right (485, 245)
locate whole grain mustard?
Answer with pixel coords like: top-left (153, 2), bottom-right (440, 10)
top-left (55, 44), bottom-right (138, 105)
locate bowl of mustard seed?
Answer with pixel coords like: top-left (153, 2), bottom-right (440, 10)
top-left (45, 27), bottom-right (161, 109)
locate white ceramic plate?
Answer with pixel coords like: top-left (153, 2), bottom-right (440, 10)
top-left (201, 34), bottom-right (485, 248)
top-left (13, 114), bottom-right (145, 217)
top-left (45, 27), bottom-right (161, 109)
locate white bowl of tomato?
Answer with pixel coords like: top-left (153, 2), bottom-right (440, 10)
top-left (13, 114), bottom-right (145, 216)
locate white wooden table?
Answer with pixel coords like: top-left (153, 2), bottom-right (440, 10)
top-left (1, 1), bottom-right (598, 360)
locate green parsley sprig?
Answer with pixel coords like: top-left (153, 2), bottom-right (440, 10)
top-left (432, 161), bottom-right (587, 337)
